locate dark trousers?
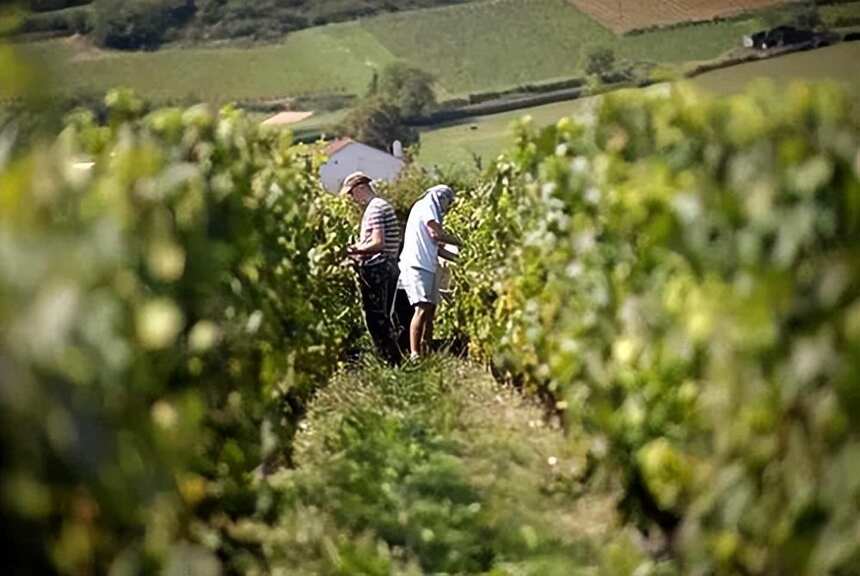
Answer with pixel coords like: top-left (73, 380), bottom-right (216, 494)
top-left (392, 288), bottom-right (413, 356)
top-left (357, 260), bottom-right (401, 364)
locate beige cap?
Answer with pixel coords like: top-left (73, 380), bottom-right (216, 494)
top-left (339, 171), bottom-right (372, 196)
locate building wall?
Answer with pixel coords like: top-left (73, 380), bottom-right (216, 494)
top-left (320, 143), bottom-right (405, 193)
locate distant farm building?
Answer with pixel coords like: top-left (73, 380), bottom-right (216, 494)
top-left (319, 138), bottom-right (405, 194)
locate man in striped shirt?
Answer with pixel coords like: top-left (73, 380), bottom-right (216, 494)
top-left (341, 171), bottom-right (402, 363)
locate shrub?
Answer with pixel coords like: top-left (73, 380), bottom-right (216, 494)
top-left (1, 87), bottom-right (363, 572)
top-left (27, 0), bottom-right (91, 12)
top-left (21, 4), bottom-right (93, 35)
top-left (585, 46), bottom-right (616, 78)
top-left (92, 0), bottom-right (194, 49)
top-left (186, 0), bottom-right (475, 42)
top-left (445, 82), bottom-right (860, 574)
top-left (378, 61), bottom-right (437, 120)
top-left (339, 96), bottom-right (418, 153)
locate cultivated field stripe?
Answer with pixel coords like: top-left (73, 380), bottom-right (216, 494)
top-left (569, 0), bottom-right (791, 34)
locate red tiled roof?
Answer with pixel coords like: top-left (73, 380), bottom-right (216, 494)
top-left (324, 138), bottom-right (355, 156)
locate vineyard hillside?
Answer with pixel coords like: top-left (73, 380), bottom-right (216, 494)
top-left (4, 22), bottom-right (860, 576)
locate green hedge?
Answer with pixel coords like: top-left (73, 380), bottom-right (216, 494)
top-left (444, 82), bottom-right (860, 574)
top-left (28, 0), bottom-right (91, 13)
top-left (92, 0), bottom-right (194, 49)
top-left (1, 86), bottom-right (364, 573)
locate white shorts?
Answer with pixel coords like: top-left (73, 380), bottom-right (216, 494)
top-left (400, 267), bottom-right (440, 306)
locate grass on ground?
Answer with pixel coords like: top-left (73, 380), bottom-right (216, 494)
top-left (417, 96), bottom-right (599, 168)
top-left (226, 357), bottom-right (626, 574)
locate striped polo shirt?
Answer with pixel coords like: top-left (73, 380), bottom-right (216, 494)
top-left (360, 197), bottom-right (401, 266)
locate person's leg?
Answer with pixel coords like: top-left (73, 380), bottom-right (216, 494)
top-left (424, 267), bottom-right (442, 352)
top-left (359, 266), bottom-right (393, 361)
top-left (424, 306), bottom-right (436, 351)
top-left (382, 262), bottom-right (401, 363)
top-left (393, 289), bottom-right (412, 356)
top-left (410, 303), bottom-right (436, 357)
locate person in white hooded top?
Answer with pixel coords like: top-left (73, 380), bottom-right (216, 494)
top-left (398, 184), bottom-right (462, 359)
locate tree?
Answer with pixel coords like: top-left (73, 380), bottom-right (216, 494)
top-left (585, 46), bottom-right (616, 79)
top-left (793, 3), bottom-right (821, 29)
top-left (339, 97), bottom-right (418, 152)
top-left (28, 0), bottom-right (90, 12)
top-left (338, 62), bottom-right (432, 151)
top-left (378, 62), bottom-right (436, 119)
top-left (366, 69), bottom-right (379, 97)
top-left (92, 0), bottom-right (194, 49)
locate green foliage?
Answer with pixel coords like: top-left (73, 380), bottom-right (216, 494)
top-left (585, 47), bottom-right (615, 78)
top-left (191, 0), bottom-right (308, 42)
top-left (1, 83), bottom-right (363, 572)
top-left (185, 0), bottom-right (476, 42)
top-left (92, 0), bottom-right (193, 49)
top-left (793, 3), bottom-right (822, 28)
top-left (21, 4), bottom-right (93, 35)
top-left (336, 62), bottom-right (436, 155)
top-left (339, 96), bottom-right (418, 152)
top-left (28, 0), bottom-right (91, 12)
top-left (230, 357), bottom-right (617, 575)
top-left (7, 36), bottom-right (860, 576)
top-left (445, 82), bottom-right (860, 574)
top-left (821, 1), bottom-right (860, 28)
top-left (378, 62), bottom-right (437, 119)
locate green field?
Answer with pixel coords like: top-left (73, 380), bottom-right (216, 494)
top-left (417, 97), bottom-right (599, 167)
top-left (418, 42), bottom-right (860, 167)
top-left (692, 40), bottom-right (860, 95)
top-left (18, 0), bottom-right (766, 104)
top-left (21, 25), bottom-right (396, 103)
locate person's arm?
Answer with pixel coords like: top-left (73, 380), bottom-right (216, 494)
top-left (438, 245), bottom-right (460, 263)
top-left (347, 227), bottom-right (384, 256)
top-left (426, 220), bottom-right (462, 247)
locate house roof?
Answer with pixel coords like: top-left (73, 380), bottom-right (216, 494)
top-left (324, 138), bottom-right (356, 156)
top-left (261, 110), bottom-right (314, 127)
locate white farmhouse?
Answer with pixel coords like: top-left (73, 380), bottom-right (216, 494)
top-left (319, 138), bottom-right (405, 194)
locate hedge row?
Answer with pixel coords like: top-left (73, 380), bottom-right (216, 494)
top-left (443, 82), bottom-right (860, 574)
top-left (1, 86), bottom-right (364, 573)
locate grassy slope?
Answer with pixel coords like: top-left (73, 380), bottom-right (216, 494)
top-left (23, 24), bottom-right (396, 103)
top-left (21, 0), bottom-right (763, 103)
top-left (418, 41), bottom-right (860, 167)
top-left (239, 357), bottom-right (621, 574)
top-left (367, 0), bottom-right (763, 96)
